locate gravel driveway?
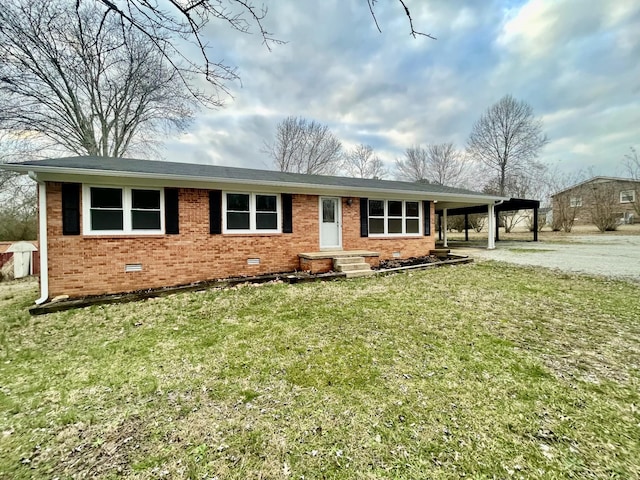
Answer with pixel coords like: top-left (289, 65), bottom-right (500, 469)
top-left (453, 234), bottom-right (640, 282)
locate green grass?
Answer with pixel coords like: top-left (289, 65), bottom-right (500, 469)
top-left (1, 263), bottom-right (639, 479)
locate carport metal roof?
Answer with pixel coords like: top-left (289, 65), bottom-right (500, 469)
top-left (436, 198), bottom-right (540, 216)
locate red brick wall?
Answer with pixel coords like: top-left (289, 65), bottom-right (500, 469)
top-left (0, 253), bottom-right (11, 270)
top-left (45, 184), bottom-right (435, 297)
top-left (341, 198), bottom-right (435, 258)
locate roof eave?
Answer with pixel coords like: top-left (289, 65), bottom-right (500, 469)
top-left (5, 163), bottom-right (506, 204)
top-left (551, 176), bottom-right (640, 197)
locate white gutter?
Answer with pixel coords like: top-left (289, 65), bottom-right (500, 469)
top-left (28, 172), bottom-right (49, 304)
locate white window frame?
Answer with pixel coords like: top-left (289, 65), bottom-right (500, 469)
top-left (368, 199), bottom-right (422, 237)
top-left (569, 196), bottom-right (582, 208)
top-left (222, 192), bottom-right (281, 234)
top-left (82, 185), bottom-right (165, 235)
top-left (620, 190), bottom-right (635, 204)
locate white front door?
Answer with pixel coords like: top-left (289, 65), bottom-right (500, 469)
top-left (319, 197), bottom-right (341, 249)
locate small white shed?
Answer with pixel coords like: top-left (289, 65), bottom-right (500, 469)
top-left (6, 241), bottom-right (38, 279)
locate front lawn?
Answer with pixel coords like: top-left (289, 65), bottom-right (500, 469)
top-left (1, 262), bottom-right (639, 479)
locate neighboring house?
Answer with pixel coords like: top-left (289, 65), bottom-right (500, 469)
top-left (2, 157), bottom-right (506, 303)
top-left (552, 176), bottom-right (640, 227)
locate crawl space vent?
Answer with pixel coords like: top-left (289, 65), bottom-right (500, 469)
top-left (124, 263), bottom-right (143, 272)
top-left (247, 258), bottom-right (260, 265)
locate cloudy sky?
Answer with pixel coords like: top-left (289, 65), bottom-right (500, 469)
top-left (162, 0), bottom-right (640, 181)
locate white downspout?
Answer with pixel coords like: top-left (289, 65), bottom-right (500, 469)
top-left (442, 208), bottom-right (448, 248)
top-left (28, 172), bottom-right (49, 304)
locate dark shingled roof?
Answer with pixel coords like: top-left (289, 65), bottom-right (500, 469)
top-left (7, 156), bottom-right (502, 200)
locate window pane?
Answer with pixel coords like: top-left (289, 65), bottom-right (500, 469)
top-left (91, 209), bottom-right (123, 230)
top-left (227, 212), bottom-right (250, 229)
top-left (91, 187), bottom-right (122, 208)
top-left (227, 193), bottom-right (250, 211)
top-left (406, 201), bottom-right (419, 217)
top-left (388, 201), bottom-right (402, 217)
top-left (132, 210), bottom-right (161, 230)
top-left (369, 218), bottom-right (384, 234)
top-left (388, 218), bottom-right (402, 233)
top-left (406, 218), bottom-right (419, 234)
top-left (621, 191), bottom-right (634, 202)
top-left (132, 189), bottom-right (160, 209)
top-left (322, 199), bottom-right (335, 223)
top-left (256, 195), bottom-right (277, 212)
top-left (256, 212), bottom-right (277, 229)
top-left (369, 200), bottom-right (384, 217)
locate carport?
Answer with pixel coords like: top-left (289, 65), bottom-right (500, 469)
top-left (436, 198), bottom-right (541, 247)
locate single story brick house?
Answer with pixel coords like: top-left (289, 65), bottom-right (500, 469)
top-left (2, 157), bottom-right (506, 303)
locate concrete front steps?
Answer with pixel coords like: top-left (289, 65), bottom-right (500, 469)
top-left (333, 256), bottom-right (374, 278)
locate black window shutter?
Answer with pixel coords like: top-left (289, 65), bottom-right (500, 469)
top-left (423, 200), bottom-right (431, 236)
top-left (209, 190), bottom-right (222, 234)
top-left (282, 193), bottom-right (293, 233)
top-left (164, 188), bottom-right (179, 234)
top-left (61, 183), bottom-right (81, 235)
top-left (360, 198), bottom-right (368, 237)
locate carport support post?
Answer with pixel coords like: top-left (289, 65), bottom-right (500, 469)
top-left (533, 207), bottom-right (539, 241)
top-left (487, 203), bottom-right (496, 249)
top-left (442, 208), bottom-right (448, 247)
top-left (464, 213), bottom-right (469, 242)
top-left (495, 208), bottom-right (500, 242)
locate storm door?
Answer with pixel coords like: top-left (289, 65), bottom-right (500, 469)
top-left (319, 197), bottom-right (341, 249)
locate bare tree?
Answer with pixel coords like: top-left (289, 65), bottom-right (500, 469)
top-left (343, 144), bottom-right (387, 179)
top-left (266, 117), bottom-right (343, 175)
top-left (549, 169), bottom-right (585, 233)
top-left (396, 143), bottom-right (467, 186)
top-left (0, 0), bottom-right (196, 158)
top-left (444, 213), bottom-right (485, 234)
top-left (483, 163), bottom-right (551, 233)
top-left (588, 182), bottom-right (620, 232)
top-left (426, 143), bottom-right (467, 186)
top-left (0, 130), bottom-right (39, 240)
top-left (551, 194), bottom-right (578, 232)
top-left (467, 95), bottom-right (548, 197)
top-left (91, 1), bottom-right (434, 104)
top-left (551, 196), bottom-right (578, 232)
top-left (395, 146), bottom-right (430, 182)
top-left (623, 146), bottom-right (640, 217)
top-left (0, 131), bottom-right (37, 189)
top-left (0, 187), bottom-right (37, 241)
top-left (469, 214), bottom-right (487, 233)
top-left (624, 146), bottom-right (640, 178)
